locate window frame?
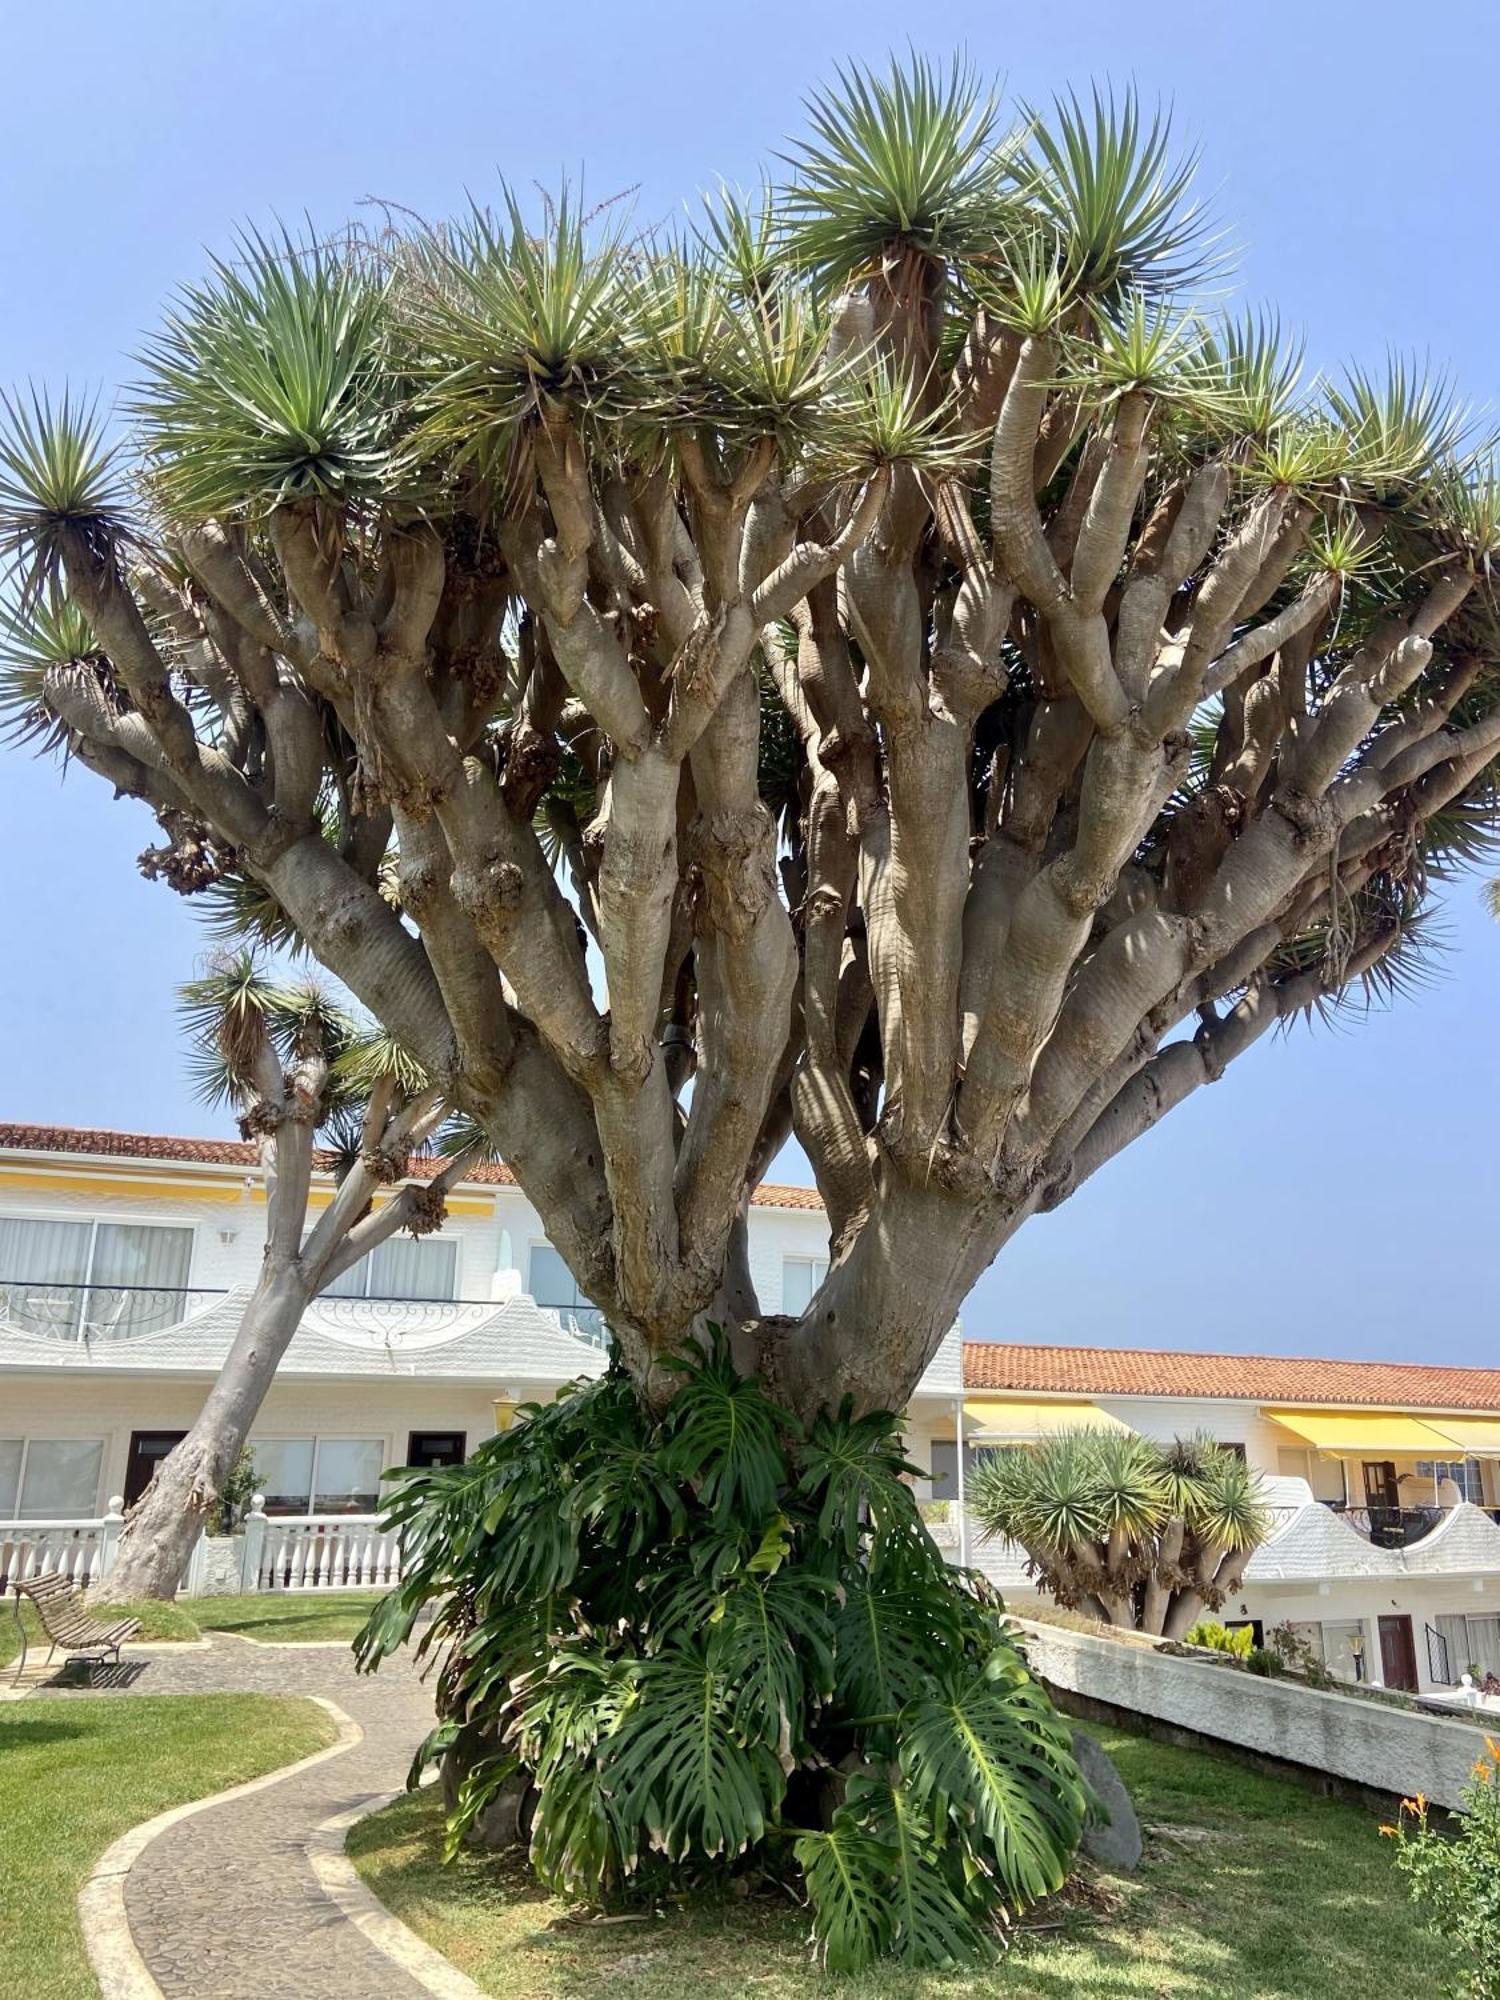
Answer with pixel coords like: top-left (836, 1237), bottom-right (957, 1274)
top-left (0, 1435), bottom-right (108, 1520)
top-left (0, 1208), bottom-right (197, 1338)
top-left (247, 1433), bottom-right (389, 1519)
top-left (527, 1240), bottom-right (603, 1338)
top-left (781, 1254), bottom-right (830, 1315)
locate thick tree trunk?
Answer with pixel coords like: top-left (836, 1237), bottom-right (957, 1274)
top-left (106, 1262), bottom-right (312, 1599)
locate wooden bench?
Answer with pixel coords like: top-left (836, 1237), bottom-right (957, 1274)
top-left (10, 1572), bottom-right (140, 1684)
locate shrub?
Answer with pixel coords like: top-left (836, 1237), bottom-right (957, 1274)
top-left (1385, 1741), bottom-right (1500, 1997)
top-left (356, 1343), bottom-right (1087, 1972)
top-left (1183, 1620), bottom-right (1255, 1659)
top-left (1244, 1645), bottom-right (1283, 1678)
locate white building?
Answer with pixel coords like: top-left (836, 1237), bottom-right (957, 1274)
top-left (0, 1123), bottom-right (961, 1531)
top-left (946, 1342), bottom-right (1500, 1696)
top-left (4, 1122), bottom-right (1497, 1696)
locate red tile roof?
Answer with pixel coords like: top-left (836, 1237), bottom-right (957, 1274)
top-left (962, 1340), bottom-right (1500, 1413)
top-left (0, 1123), bottom-right (822, 1212)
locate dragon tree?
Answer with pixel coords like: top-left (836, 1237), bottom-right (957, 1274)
top-left (6, 57), bottom-right (1499, 1962)
top-left (4, 70), bottom-right (1495, 1419)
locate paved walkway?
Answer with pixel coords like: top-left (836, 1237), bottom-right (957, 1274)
top-left (34, 1635), bottom-right (439, 1999)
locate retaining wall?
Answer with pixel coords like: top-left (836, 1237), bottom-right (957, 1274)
top-left (1014, 1617), bottom-right (1488, 1811)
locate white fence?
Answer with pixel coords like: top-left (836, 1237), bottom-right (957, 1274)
top-left (245, 1505), bottom-right (404, 1592)
top-left (0, 1500), bottom-right (124, 1588)
top-left (0, 1493), bottom-right (404, 1597)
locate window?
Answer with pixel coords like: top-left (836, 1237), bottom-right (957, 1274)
top-left (1286, 1620), bottom-right (1324, 1663)
top-left (1414, 1458), bottom-right (1484, 1502)
top-left (250, 1437), bottom-right (385, 1516)
top-left (0, 1438), bottom-right (105, 1519)
top-left (325, 1235), bottom-right (457, 1302)
top-left (1436, 1613), bottom-right (1471, 1683)
top-left (1319, 1619), bottom-right (1368, 1683)
top-left (782, 1256), bottom-right (829, 1315)
top-left (528, 1244), bottom-right (603, 1341)
top-left (0, 1214), bottom-right (192, 1338)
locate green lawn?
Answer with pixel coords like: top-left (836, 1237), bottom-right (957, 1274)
top-left (348, 1723), bottom-right (1459, 1998)
top-left (0, 1596), bottom-right (201, 1669)
top-left (0, 1693), bottom-right (336, 1998)
top-left (194, 1591), bottom-right (384, 1643)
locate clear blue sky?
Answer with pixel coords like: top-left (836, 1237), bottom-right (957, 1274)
top-left (2, 0), bottom-right (1496, 1363)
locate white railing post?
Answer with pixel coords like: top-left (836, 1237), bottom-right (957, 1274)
top-left (240, 1492), bottom-right (268, 1592)
top-left (97, 1497), bottom-right (125, 1586)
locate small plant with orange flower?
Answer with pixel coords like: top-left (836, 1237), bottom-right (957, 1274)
top-left (1384, 1741), bottom-right (1500, 1998)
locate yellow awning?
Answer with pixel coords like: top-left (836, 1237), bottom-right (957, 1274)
top-left (1425, 1416), bottom-right (1500, 1457)
top-left (1264, 1408), bottom-right (1457, 1456)
top-left (962, 1399), bottom-right (1133, 1441)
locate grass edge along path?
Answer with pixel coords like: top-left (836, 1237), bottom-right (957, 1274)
top-left (194, 1591), bottom-right (385, 1643)
top-left (1, 1588), bottom-right (385, 1668)
top-left (0, 1692), bottom-right (337, 1999)
top-left (347, 1720), bottom-right (1464, 1999)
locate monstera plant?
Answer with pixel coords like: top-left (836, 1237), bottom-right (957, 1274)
top-left (357, 1350), bottom-right (1088, 1971)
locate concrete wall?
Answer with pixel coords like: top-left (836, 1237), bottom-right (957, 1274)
top-left (1015, 1615), bottom-right (1488, 1810)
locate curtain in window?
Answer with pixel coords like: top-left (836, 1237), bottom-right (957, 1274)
top-left (1436, 1614), bottom-right (1471, 1682)
top-left (17, 1440), bottom-right (104, 1518)
top-left (370, 1236), bottom-right (456, 1301)
top-left (1320, 1620), bottom-right (1366, 1682)
top-left (253, 1439), bottom-right (315, 1515)
top-left (1470, 1615), bottom-right (1500, 1677)
top-left (326, 1236), bottom-right (457, 1301)
top-left (312, 1439), bottom-right (384, 1513)
top-left (85, 1223), bottom-right (193, 1336)
top-left (0, 1216), bottom-right (91, 1335)
top-left (0, 1440), bottom-right (21, 1515)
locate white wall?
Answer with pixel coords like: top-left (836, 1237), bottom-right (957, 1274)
top-left (0, 1374), bottom-right (524, 1514)
top-left (0, 1167), bottom-right (832, 1311)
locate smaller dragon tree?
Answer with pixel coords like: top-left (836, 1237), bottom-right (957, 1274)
top-left (107, 953), bottom-right (479, 1599)
top-left (968, 1431), bottom-right (1269, 1636)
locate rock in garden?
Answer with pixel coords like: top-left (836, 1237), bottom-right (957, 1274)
top-left (1072, 1732), bottom-right (1143, 1873)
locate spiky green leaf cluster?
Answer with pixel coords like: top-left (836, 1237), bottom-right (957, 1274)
top-left (969, 1428), bottom-right (1269, 1617)
top-left (357, 1342), bottom-right (1086, 1970)
top-left (133, 232), bottom-right (405, 519)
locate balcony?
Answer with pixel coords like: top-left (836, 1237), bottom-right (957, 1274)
top-left (0, 1278), bottom-right (220, 1341)
top-left (0, 1275), bottom-right (614, 1355)
top-left (1334, 1504), bottom-right (1447, 1550)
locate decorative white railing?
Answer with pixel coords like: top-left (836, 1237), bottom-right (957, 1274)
top-left (0, 1496), bottom-right (403, 1596)
top-left (0, 1499), bottom-right (124, 1588)
top-left (244, 1500), bottom-right (404, 1592)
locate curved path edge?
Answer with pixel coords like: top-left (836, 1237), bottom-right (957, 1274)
top-left (310, 1791), bottom-right (488, 2000)
top-left (78, 1695), bottom-right (362, 2000)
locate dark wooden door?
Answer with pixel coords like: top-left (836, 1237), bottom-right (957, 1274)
top-left (1363, 1460), bottom-right (1399, 1508)
top-left (406, 1430), bottom-right (466, 1469)
top-left (1379, 1613), bottom-right (1419, 1692)
top-left (124, 1430), bottom-right (188, 1507)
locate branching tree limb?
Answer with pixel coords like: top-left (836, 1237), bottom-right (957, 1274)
top-left (5, 61), bottom-right (1498, 1420)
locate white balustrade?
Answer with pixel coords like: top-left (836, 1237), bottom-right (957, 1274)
top-left (0, 1496), bottom-right (124, 1588)
top-left (241, 1495), bottom-right (403, 1592)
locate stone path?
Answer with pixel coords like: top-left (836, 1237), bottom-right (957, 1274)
top-left (34, 1635), bottom-right (440, 1999)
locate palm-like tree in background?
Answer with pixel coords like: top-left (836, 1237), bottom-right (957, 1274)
top-left (968, 1431), bottom-right (1269, 1636)
top-left (107, 954), bottom-right (479, 1599)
